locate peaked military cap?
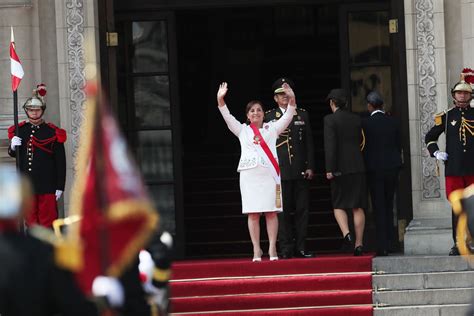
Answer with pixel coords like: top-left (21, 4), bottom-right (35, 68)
top-left (272, 77), bottom-right (295, 94)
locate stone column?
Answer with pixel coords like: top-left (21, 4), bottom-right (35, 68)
top-left (55, 0), bottom-right (100, 214)
top-left (404, 0), bottom-right (452, 255)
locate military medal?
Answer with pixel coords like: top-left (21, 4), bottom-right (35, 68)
top-left (276, 112), bottom-right (281, 118)
top-left (451, 120), bottom-right (457, 126)
top-left (253, 135), bottom-right (261, 144)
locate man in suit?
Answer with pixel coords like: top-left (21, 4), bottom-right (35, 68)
top-left (265, 77), bottom-right (315, 259)
top-left (324, 88), bottom-right (367, 256)
top-left (362, 91), bottom-right (402, 256)
top-left (425, 75), bottom-right (474, 256)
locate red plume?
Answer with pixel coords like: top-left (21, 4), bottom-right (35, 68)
top-left (36, 83), bottom-right (47, 97)
top-left (462, 68), bottom-right (474, 84)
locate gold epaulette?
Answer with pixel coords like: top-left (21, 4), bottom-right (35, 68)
top-left (434, 111), bottom-right (446, 126)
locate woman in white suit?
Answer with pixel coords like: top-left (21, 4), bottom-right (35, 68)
top-left (217, 82), bottom-right (296, 261)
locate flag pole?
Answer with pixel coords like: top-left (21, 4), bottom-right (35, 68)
top-left (13, 90), bottom-right (20, 171)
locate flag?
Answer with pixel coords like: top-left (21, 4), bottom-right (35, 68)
top-left (68, 81), bottom-right (159, 295)
top-left (10, 27), bottom-right (24, 92)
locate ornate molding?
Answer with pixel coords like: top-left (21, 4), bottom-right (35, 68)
top-left (415, 0), bottom-right (441, 199)
top-left (66, 0), bottom-right (86, 169)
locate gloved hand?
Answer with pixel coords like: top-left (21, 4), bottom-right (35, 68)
top-left (10, 136), bottom-right (22, 151)
top-left (92, 276), bottom-right (124, 308)
top-left (55, 190), bottom-right (63, 201)
top-left (434, 150), bottom-right (448, 161)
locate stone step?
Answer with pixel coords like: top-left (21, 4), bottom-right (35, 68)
top-left (373, 271), bottom-right (474, 291)
top-left (373, 287), bottom-right (474, 306)
top-left (374, 304), bottom-right (471, 316)
top-left (373, 256), bottom-right (470, 274)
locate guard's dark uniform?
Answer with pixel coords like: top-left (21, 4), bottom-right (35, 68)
top-left (8, 121), bottom-right (66, 227)
top-left (265, 107), bottom-right (315, 256)
top-left (425, 105), bottom-right (474, 244)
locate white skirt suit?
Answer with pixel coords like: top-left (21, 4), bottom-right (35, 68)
top-left (219, 104), bottom-right (295, 214)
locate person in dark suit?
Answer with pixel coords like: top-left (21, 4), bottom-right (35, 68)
top-left (265, 78), bottom-right (315, 259)
top-left (361, 91), bottom-right (402, 256)
top-left (324, 88), bottom-right (367, 256)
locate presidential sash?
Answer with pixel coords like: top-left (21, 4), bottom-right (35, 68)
top-left (249, 123), bottom-right (282, 208)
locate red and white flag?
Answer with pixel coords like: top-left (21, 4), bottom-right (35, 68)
top-left (10, 27), bottom-right (24, 92)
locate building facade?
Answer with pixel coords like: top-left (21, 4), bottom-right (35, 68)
top-left (0, 0), bottom-right (471, 258)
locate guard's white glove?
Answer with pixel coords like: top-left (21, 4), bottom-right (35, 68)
top-left (434, 150), bottom-right (448, 161)
top-left (10, 136), bottom-right (22, 151)
top-left (92, 276), bottom-right (124, 308)
top-left (139, 250), bottom-right (158, 294)
top-left (55, 190), bottom-right (63, 201)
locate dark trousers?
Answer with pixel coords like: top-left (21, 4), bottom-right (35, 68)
top-left (368, 168), bottom-right (399, 252)
top-left (278, 179), bottom-right (310, 255)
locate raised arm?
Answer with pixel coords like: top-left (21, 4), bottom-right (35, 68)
top-left (217, 82), bottom-right (242, 136)
top-left (273, 83), bottom-right (297, 134)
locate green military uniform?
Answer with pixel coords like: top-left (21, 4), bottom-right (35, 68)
top-left (265, 106), bottom-right (315, 257)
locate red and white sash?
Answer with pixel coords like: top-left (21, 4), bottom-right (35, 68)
top-left (249, 123), bottom-right (281, 184)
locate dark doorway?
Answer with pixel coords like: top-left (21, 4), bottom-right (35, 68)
top-left (176, 5), bottom-right (342, 257)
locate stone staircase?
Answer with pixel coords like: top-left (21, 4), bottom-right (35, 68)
top-left (372, 256), bottom-right (473, 316)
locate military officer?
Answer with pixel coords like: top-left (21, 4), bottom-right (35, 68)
top-left (8, 84), bottom-right (66, 228)
top-left (425, 74), bottom-right (474, 256)
top-left (265, 77), bottom-right (315, 259)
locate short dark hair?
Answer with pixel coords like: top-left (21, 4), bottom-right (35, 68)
top-left (245, 100), bottom-right (263, 114)
top-left (367, 91), bottom-right (384, 108)
top-left (331, 98), bottom-right (346, 108)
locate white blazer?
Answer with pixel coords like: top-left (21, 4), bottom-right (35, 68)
top-left (219, 104), bottom-right (295, 172)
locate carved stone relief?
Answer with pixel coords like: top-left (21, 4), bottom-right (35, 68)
top-left (66, 0), bottom-right (86, 169)
top-left (416, 0), bottom-right (441, 199)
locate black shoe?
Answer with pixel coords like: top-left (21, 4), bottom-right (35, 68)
top-left (342, 233), bottom-right (354, 251)
top-left (449, 245), bottom-right (460, 256)
top-left (280, 252), bottom-right (293, 259)
top-left (354, 246), bottom-right (364, 256)
top-left (294, 250), bottom-right (314, 258)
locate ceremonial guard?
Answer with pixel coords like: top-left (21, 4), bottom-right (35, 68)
top-left (8, 84), bottom-right (67, 228)
top-left (425, 71), bottom-right (474, 256)
top-left (265, 78), bottom-right (315, 259)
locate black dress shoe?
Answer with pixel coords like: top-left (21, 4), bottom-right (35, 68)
top-left (294, 250), bottom-right (314, 258)
top-left (449, 245), bottom-right (460, 256)
top-left (280, 252), bottom-right (293, 259)
top-left (354, 246), bottom-right (364, 256)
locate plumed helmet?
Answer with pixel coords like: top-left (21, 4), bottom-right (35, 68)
top-left (23, 83), bottom-right (47, 110)
top-left (452, 80), bottom-right (473, 94)
top-left (0, 166), bottom-right (32, 219)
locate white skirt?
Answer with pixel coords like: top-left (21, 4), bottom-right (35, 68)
top-left (239, 165), bottom-right (282, 214)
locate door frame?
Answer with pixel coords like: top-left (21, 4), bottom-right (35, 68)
top-left (339, 1), bottom-right (412, 244)
top-left (98, 2), bottom-right (186, 257)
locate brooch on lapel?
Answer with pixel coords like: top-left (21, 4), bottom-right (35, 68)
top-left (276, 112), bottom-right (281, 118)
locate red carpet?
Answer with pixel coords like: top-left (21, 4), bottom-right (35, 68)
top-left (170, 255), bottom-right (374, 315)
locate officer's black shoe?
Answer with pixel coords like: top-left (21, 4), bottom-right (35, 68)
top-left (280, 252), bottom-right (293, 259)
top-left (354, 246), bottom-right (364, 256)
top-left (294, 250), bottom-right (314, 258)
top-left (449, 245), bottom-right (460, 256)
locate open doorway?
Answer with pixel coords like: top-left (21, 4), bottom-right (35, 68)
top-left (176, 5), bottom-right (343, 257)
